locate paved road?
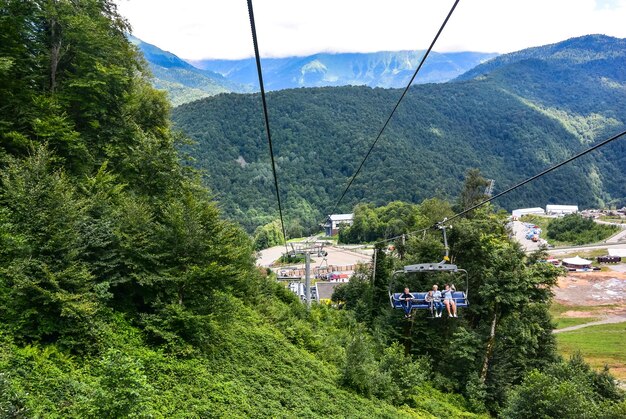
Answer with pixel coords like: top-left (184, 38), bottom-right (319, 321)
top-left (257, 245), bottom-right (287, 267)
top-left (594, 219), bottom-right (626, 227)
top-left (545, 242), bottom-right (626, 255)
top-left (608, 264), bottom-right (626, 273)
top-left (553, 313), bottom-right (626, 334)
top-left (606, 227), bottom-right (626, 244)
top-left (257, 243), bottom-right (372, 270)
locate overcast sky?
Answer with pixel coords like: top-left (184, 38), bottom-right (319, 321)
top-left (114, 0), bottom-right (626, 60)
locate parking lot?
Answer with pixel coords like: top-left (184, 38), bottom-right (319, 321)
top-left (511, 220), bottom-right (543, 251)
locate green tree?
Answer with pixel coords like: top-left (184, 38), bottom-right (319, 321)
top-left (547, 213), bottom-right (618, 245)
top-left (253, 220), bottom-right (285, 250)
top-left (457, 169), bottom-right (490, 214)
top-left (503, 354), bottom-right (625, 418)
top-left (0, 147), bottom-right (108, 351)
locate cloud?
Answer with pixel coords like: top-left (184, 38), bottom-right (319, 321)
top-left (114, 0), bottom-right (626, 60)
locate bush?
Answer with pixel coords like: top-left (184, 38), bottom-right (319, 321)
top-left (503, 354), bottom-right (625, 418)
top-left (547, 214), bottom-right (618, 245)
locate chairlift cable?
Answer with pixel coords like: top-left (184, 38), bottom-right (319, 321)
top-left (367, 128), bottom-right (626, 248)
top-left (441, 128), bottom-right (626, 225)
top-left (247, 0), bottom-right (289, 253)
top-left (326, 0), bottom-right (461, 217)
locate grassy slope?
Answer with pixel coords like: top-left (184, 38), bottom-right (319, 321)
top-left (550, 302), bottom-right (617, 329)
top-left (556, 323), bottom-right (626, 380)
top-left (0, 290), bottom-right (483, 418)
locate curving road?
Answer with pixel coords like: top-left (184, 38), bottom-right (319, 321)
top-left (553, 313), bottom-right (626, 334)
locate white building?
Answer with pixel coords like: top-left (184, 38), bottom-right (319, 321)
top-left (546, 205), bottom-right (578, 215)
top-left (323, 213), bottom-right (354, 236)
top-left (608, 248), bottom-right (626, 258)
top-left (512, 207), bottom-right (545, 219)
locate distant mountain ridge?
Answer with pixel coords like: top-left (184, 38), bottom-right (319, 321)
top-left (132, 36), bottom-right (497, 104)
top-left (172, 35), bottom-right (626, 232)
top-left (129, 36), bottom-right (251, 106)
top-left (190, 50), bottom-right (498, 91)
top-left (456, 34), bottom-right (626, 81)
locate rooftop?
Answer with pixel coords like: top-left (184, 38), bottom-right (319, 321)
top-left (328, 213), bottom-right (354, 221)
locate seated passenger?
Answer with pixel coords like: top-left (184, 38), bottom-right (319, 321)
top-left (428, 284), bottom-right (444, 318)
top-left (398, 287), bottom-right (415, 318)
top-left (442, 284), bottom-right (457, 318)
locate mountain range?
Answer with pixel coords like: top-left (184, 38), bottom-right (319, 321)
top-left (190, 50), bottom-right (498, 91)
top-left (131, 35), bottom-right (497, 106)
top-left (171, 35), bottom-right (626, 233)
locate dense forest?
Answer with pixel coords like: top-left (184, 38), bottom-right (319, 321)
top-left (1, 1), bottom-right (625, 417)
top-left (173, 34), bottom-right (626, 235)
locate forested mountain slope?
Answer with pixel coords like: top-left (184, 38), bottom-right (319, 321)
top-left (172, 35), bottom-right (626, 232)
top-left (191, 50), bottom-right (498, 91)
top-left (130, 36), bottom-right (250, 106)
top-left (456, 34), bottom-right (626, 82)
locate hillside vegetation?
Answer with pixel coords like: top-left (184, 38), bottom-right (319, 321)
top-left (172, 35), bottom-right (626, 234)
top-left (1, 1), bottom-right (625, 417)
top-left (521, 214), bottom-right (619, 246)
top-left (0, 1), bottom-right (477, 416)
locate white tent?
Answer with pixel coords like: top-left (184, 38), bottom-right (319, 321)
top-left (562, 256), bottom-right (592, 266)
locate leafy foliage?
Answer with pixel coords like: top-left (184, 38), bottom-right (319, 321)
top-left (0, 1), bottom-right (485, 417)
top-left (503, 354), bottom-right (626, 419)
top-left (333, 196), bottom-right (625, 415)
top-left (546, 213), bottom-right (619, 244)
top-left (253, 219), bottom-right (285, 250)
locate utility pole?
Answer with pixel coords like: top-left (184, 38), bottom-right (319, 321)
top-left (284, 244), bottom-right (326, 309)
top-left (305, 252), bottom-right (311, 309)
top-left (371, 248), bottom-right (377, 285)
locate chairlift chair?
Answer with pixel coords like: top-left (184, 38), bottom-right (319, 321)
top-left (388, 263), bottom-right (469, 314)
top-left (387, 224), bottom-right (469, 317)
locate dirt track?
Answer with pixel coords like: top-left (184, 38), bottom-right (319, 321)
top-left (553, 313), bottom-right (626, 333)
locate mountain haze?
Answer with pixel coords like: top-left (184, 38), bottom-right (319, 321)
top-left (173, 35), bottom-right (626, 232)
top-left (190, 50), bottom-right (498, 91)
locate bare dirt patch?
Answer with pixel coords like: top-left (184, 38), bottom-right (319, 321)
top-left (554, 271), bottom-right (626, 307)
top-left (553, 271), bottom-right (626, 382)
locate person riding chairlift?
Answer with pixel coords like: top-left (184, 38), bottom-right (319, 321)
top-left (398, 287), bottom-right (414, 319)
top-left (442, 284), bottom-right (457, 318)
top-left (426, 284), bottom-right (444, 318)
